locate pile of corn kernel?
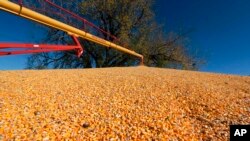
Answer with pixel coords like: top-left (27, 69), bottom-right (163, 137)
top-left (0, 67), bottom-right (249, 140)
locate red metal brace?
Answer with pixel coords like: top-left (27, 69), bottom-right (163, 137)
top-left (0, 35), bottom-right (83, 57)
top-left (71, 35), bottom-right (83, 57)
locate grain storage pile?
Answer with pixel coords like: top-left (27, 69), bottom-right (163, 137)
top-left (0, 66), bottom-right (249, 140)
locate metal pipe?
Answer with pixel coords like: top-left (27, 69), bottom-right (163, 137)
top-left (0, 0), bottom-right (144, 62)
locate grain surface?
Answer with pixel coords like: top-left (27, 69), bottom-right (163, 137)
top-left (0, 66), bottom-right (249, 140)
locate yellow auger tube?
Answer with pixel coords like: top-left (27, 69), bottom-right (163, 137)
top-left (0, 0), bottom-right (143, 62)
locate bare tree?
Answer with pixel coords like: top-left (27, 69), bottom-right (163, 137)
top-left (26, 0), bottom-right (201, 70)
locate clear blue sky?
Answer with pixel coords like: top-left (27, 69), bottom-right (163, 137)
top-left (0, 0), bottom-right (250, 75)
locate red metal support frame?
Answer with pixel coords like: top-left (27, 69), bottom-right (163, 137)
top-left (0, 0), bottom-right (119, 57)
top-left (0, 35), bottom-right (83, 57)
